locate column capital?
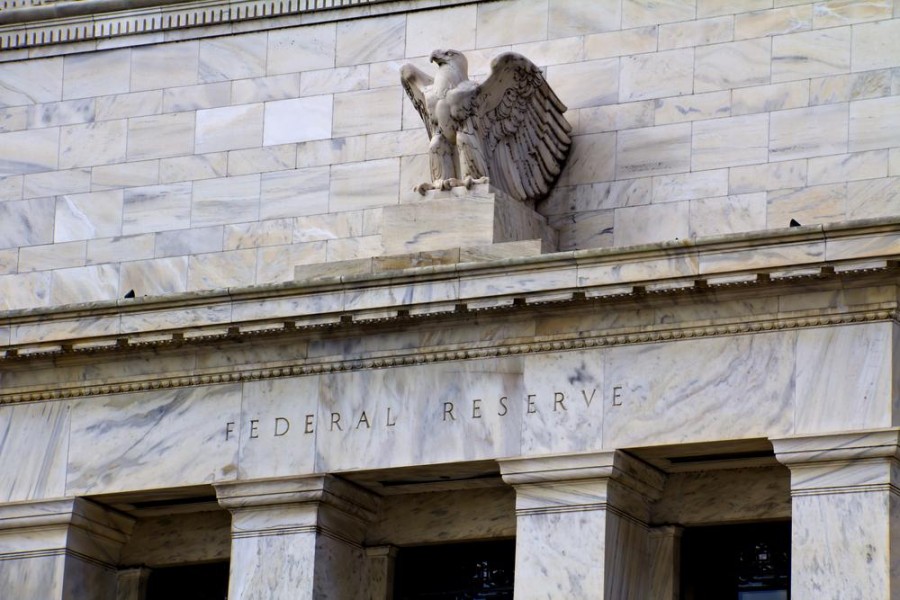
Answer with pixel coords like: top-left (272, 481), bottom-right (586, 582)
top-left (772, 428), bottom-right (900, 465)
top-left (365, 545), bottom-right (398, 559)
top-left (215, 475), bottom-right (380, 546)
top-left (772, 428), bottom-right (900, 497)
top-left (0, 497), bottom-right (134, 567)
top-left (498, 451), bottom-right (665, 499)
top-left (215, 475), bottom-right (379, 522)
top-left (498, 451), bottom-right (664, 523)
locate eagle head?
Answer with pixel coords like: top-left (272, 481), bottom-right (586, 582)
top-left (430, 49), bottom-right (468, 72)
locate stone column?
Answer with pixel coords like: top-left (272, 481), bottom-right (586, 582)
top-left (773, 429), bottom-right (900, 599)
top-left (216, 475), bottom-right (379, 600)
top-left (116, 567), bottom-right (150, 600)
top-left (365, 545), bottom-right (397, 600)
top-left (0, 497), bottom-right (134, 599)
top-left (499, 451), bottom-right (665, 599)
top-left (648, 526), bottom-right (681, 600)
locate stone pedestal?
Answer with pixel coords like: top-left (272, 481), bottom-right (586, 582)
top-left (216, 476), bottom-right (379, 600)
top-left (773, 429), bottom-right (900, 599)
top-left (0, 498), bottom-right (134, 599)
top-left (383, 185), bottom-right (558, 255)
top-left (499, 452), bottom-right (665, 599)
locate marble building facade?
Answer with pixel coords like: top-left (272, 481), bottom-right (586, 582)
top-left (0, 0), bottom-right (899, 597)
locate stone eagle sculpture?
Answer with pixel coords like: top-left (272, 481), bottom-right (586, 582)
top-left (401, 49), bottom-right (572, 205)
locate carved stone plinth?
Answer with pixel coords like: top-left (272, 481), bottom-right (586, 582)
top-left (294, 185), bottom-right (559, 282)
top-left (382, 185), bottom-right (558, 256)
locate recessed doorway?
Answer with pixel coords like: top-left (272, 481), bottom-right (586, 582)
top-left (681, 521), bottom-right (790, 600)
top-left (393, 539), bottom-right (515, 599)
top-left (145, 561), bottom-right (230, 600)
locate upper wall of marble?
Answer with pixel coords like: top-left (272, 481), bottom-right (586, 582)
top-left (0, 0), bottom-right (898, 311)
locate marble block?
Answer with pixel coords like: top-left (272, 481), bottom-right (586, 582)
top-left (603, 332), bottom-right (795, 449)
top-left (66, 385), bottom-right (242, 495)
top-left (0, 401), bottom-right (69, 502)
top-left (793, 322), bottom-right (894, 433)
top-left (381, 185), bottom-right (558, 255)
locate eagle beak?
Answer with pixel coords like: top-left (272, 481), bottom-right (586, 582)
top-left (429, 50), bottom-right (443, 65)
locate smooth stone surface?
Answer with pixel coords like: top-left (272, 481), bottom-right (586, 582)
top-left (0, 401), bottom-right (70, 502)
top-left (381, 187), bottom-right (557, 255)
top-left (604, 331), bottom-right (795, 448)
top-left (793, 322), bottom-right (895, 433)
top-left (370, 487), bottom-right (515, 546)
top-left (66, 385), bottom-right (241, 495)
top-left (120, 510), bottom-right (230, 567)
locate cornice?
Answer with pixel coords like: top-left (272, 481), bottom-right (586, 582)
top-left (3, 217), bottom-right (900, 345)
top-left (2, 219), bottom-right (900, 403)
top-left (0, 0), bottom-right (475, 55)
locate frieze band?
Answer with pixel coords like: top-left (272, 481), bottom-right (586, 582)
top-left (224, 385), bottom-right (624, 440)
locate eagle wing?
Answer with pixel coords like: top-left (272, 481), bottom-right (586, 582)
top-left (452, 52), bottom-right (572, 205)
top-left (400, 63), bottom-right (435, 140)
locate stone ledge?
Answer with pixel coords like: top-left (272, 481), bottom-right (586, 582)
top-left (0, 0), bottom-right (475, 54)
top-left (2, 218), bottom-right (900, 357)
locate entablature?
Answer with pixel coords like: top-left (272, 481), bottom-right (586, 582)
top-left (2, 218), bottom-right (900, 403)
top-left (0, 0), bottom-right (474, 55)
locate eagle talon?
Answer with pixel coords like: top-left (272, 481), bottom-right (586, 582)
top-left (414, 182), bottom-right (434, 195)
top-left (462, 176), bottom-right (489, 189)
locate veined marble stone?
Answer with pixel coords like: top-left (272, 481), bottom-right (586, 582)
top-left (0, 498), bottom-right (133, 600)
top-left (382, 185), bottom-right (558, 255)
top-left (0, 0), bottom-right (899, 598)
top-left (774, 430), bottom-right (900, 599)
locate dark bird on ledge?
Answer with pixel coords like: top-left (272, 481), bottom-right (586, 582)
top-left (789, 219), bottom-right (801, 227)
top-left (123, 289), bottom-right (135, 299)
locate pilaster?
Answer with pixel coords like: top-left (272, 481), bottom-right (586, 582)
top-left (773, 429), bottom-right (900, 599)
top-left (500, 451), bottom-right (665, 599)
top-left (216, 475), bottom-right (380, 600)
top-left (0, 497), bottom-right (134, 599)
top-left (649, 526), bottom-right (682, 600)
top-left (115, 567), bottom-right (150, 600)
top-left (365, 545), bottom-right (397, 600)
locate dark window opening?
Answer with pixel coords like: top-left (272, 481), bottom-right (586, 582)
top-left (394, 539), bottom-right (515, 599)
top-left (681, 521), bottom-right (790, 600)
top-left (145, 561), bottom-right (230, 600)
